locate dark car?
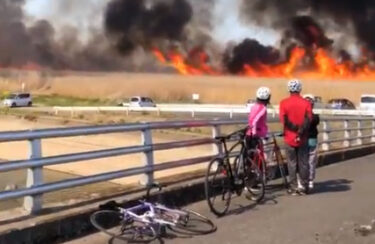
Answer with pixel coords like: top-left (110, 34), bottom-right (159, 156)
top-left (327, 98), bottom-right (356, 110)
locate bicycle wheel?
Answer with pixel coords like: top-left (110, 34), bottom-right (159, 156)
top-left (274, 148), bottom-right (289, 189)
top-left (265, 150), bottom-right (278, 181)
top-left (90, 210), bottom-right (157, 243)
top-left (160, 209), bottom-right (216, 235)
top-left (244, 151), bottom-right (266, 202)
top-left (205, 158), bottom-right (232, 216)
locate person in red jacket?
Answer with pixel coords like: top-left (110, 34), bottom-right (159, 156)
top-left (279, 79), bottom-right (312, 195)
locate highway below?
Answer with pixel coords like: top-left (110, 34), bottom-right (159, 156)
top-left (65, 154), bottom-right (375, 244)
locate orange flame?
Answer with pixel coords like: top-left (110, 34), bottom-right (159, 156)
top-left (0, 62), bottom-right (43, 71)
top-left (152, 47), bottom-right (218, 75)
top-left (242, 47), bottom-right (305, 78)
top-left (278, 47), bottom-right (306, 77)
top-left (300, 48), bottom-right (375, 80)
top-left (152, 48), bottom-right (167, 64)
top-left (152, 46), bottom-right (375, 80)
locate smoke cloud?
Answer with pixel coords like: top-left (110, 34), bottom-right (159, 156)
top-left (1, 0), bottom-right (375, 74)
top-left (0, 0), bottom-right (129, 71)
top-left (104, 0), bottom-right (193, 55)
top-left (223, 39), bottom-right (280, 73)
top-left (239, 0), bottom-right (375, 51)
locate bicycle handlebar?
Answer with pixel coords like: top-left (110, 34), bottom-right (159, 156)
top-left (215, 126), bottom-right (249, 141)
top-left (145, 183), bottom-right (163, 200)
top-left (270, 132), bottom-right (284, 137)
top-left (215, 128), bottom-right (283, 143)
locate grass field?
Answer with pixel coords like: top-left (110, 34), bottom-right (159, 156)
top-left (32, 95), bottom-right (113, 106)
top-left (0, 70), bottom-right (374, 105)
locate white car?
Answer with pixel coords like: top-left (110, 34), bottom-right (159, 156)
top-left (129, 96), bottom-right (156, 107)
top-left (246, 99), bottom-right (255, 111)
top-left (3, 93), bottom-right (32, 107)
top-left (359, 94), bottom-right (375, 110)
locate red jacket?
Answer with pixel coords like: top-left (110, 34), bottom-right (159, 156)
top-left (279, 94), bottom-right (312, 147)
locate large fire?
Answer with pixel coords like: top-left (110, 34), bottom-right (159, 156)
top-left (152, 48), bottom-right (218, 75)
top-left (152, 46), bottom-right (375, 80)
top-left (0, 62), bottom-right (42, 71)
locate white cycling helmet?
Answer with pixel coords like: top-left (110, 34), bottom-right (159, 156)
top-left (288, 79), bottom-right (302, 93)
top-left (256, 86), bottom-right (271, 100)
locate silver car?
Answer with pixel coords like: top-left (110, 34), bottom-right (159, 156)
top-left (3, 93), bottom-right (32, 107)
top-left (129, 96), bottom-right (156, 107)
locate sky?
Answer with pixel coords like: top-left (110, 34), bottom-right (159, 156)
top-left (211, 0), bottom-right (279, 46)
top-left (24, 0), bottom-right (107, 41)
top-left (24, 0), bottom-right (279, 46)
top-left (24, 0), bottom-right (45, 15)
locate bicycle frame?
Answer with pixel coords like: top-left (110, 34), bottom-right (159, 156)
top-left (218, 136), bottom-right (245, 189)
top-left (252, 139), bottom-right (266, 169)
top-left (119, 201), bottom-right (188, 227)
top-left (244, 133), bottom-right (284, 179)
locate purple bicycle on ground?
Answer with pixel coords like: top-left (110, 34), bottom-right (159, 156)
top-left (90, 184), bottom-right (216, 243)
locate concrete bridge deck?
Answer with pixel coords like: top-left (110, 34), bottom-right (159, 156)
top-left (65, 154), bottom-right (375, 244)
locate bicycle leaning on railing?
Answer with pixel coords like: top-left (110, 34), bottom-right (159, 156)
top-left (205, 127), bottom-right (266, 216)
top-left (90, 184), bottom-right (216, 242)
top-left (253, 132), bottom-right (289, 188)
top-left (205, 128), bottom-right (290, 216)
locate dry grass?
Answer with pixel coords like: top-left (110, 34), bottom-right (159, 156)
top-left (1, 70), bottom-right (375, 104)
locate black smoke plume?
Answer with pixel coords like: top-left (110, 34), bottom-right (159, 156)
top-left (240, 0), bottom-right (375, 52)
top-left (104, 0), bottom-right (193, 55)
top-left (290, 16), bottom-right (333, 48)
top-left (0, 0), bottom-right (128, 71)
top-left (223, 39), bottom-right (280, 74)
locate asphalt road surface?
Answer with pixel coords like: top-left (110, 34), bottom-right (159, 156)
top-left (66, 154), bottom-right (375, 244)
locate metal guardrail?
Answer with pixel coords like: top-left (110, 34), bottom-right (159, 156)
top-left (0, 117), bottom-right (375, 214)
top-left (53, 105), bottom-right (375, 118)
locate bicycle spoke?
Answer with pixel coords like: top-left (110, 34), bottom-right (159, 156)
top-left (171, 209), bottom-right (217, 235)
top-left (244, 152), bottom-right (266, 202)
top-left (205, 158), bottom-right (232, 216)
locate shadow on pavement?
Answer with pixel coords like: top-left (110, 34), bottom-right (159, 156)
top-left (223, 183), bottom-right (286, 217)
top-left (107, 226), bottom-right (214, 244)
top-left (217, 178), bottom-right (352, 218)
top-left (311, 179), bottom-right (353, 194)
top-left (225, 200), bottom-right (258, 216)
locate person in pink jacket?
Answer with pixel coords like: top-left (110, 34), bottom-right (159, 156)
top-left (246, 87), bottom-right (271, 148)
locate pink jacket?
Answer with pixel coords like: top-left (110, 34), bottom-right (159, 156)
top-left (247, 103), bottom-right (268, 137)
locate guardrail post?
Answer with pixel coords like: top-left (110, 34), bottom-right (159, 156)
top-left (212, 125), bottom-right (223, 156)
top-left (70, 107), bottom-right (74, 118)
top-left (372, 119), bottom-right (375, 142)
top-left (357, 120), bottom-right (363, 145)
top-left (140, 126), bottom-right (154, 186)
top-left (322, 121), bottom-right (330, 151)
top-left (343, 120), bottom-right (350, 147)
top-left (24, 138), bottom-right (43, 214)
